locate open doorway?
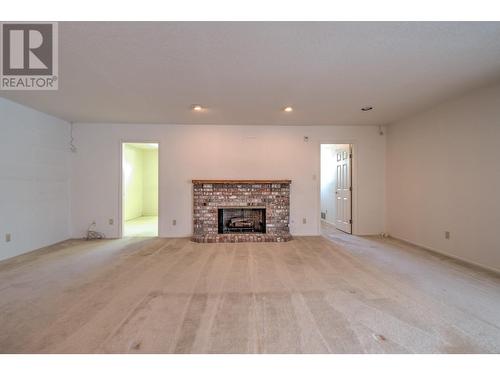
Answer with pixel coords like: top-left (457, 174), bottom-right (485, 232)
top-left (122, 142), bottom-right (159, 237)
top-left (320, 144), bottom-right (352, 235)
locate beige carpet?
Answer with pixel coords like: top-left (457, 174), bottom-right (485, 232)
top-left (0, 230), bottom-right (499, 353)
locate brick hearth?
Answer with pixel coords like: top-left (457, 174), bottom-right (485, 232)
top-left (192, 180), bottom-right (292, 243)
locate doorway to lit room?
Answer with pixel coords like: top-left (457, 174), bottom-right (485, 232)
top-left (121, 142), bottom-right (159, 237)
top-left (320, 143), bottom-right (353, 235)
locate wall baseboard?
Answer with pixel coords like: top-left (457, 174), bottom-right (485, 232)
top-left (389, 235), bottom-right (500, 276)
top-left (0, 238), bottom-right (71, 264)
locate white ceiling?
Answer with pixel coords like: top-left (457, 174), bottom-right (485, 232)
top-left (2, 22), bottom-right (500, 125)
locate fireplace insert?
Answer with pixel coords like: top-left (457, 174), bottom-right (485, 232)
top-left (218, 207), bottom-right (266, 234)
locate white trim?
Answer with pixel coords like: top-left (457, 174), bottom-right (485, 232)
top-left (119, 140), bottom-right (161, 238)
top-left (391, 235), bottom-right (500, 275)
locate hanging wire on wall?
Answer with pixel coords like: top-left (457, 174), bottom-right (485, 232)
top-left (86, 221), bottom-right (105, 240)
top-left (70, 122), bottom-right (77, 153)
top-left (378, 125), bottom-right (385, 136)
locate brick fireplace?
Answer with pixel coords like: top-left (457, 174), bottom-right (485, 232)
top-left (192, 180), bottom-right (292, 243)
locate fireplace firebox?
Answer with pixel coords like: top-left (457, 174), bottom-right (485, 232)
top-left (218, 207), bottom-right (266, 234)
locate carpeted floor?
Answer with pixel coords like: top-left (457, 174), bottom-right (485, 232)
top-left (123, 215), bottom-right (158, 237)
top-left (0, 228), bottom-right (499, 353)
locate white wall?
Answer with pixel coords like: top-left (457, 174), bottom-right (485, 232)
top-left (387, 84), bottom-right (500, 272)
top-left (320, 144), bottom-right (336, 224)
top-left (0, 98), bottom-right (71, 261)
top-left (142, 148), bottom-right (159, 216)
top-left (123, 144), bottom-right (144, 220)
top-left (71, 124), bottom-right (386, 238)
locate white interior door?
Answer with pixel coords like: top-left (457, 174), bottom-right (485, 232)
top-left (335, 145), bottom-right (352, 233)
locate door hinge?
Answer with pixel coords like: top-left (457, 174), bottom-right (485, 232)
top-left (349, 153), bottom-right (352, 159)
top-left (349, 219), bottom-right (352, 224)
top-left (349, 186), bottom-right (352, 191)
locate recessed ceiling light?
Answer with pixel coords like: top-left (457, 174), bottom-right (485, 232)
top-left (192, 105), bottom-right (203, 112)
top-left (361, 106), bottom-right (373, 112)
top-left (283, 106), bottom-right (293, 112)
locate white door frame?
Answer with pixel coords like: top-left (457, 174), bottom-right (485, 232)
top-left (119, 140), bottom-right (161, 238)
top-left (318, 141), bottom-right (357, 235)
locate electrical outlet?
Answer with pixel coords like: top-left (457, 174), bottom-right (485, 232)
top-left (172, 219), bottom-right (177, 226)
top-left (445, 231), bottom-right (450, 240)
top-left (302, 218), bottom-right (307, 224)
top-left (109, 218), bottom-right (114, 225)
top-left (5, 233), bottom-right (11, 242)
